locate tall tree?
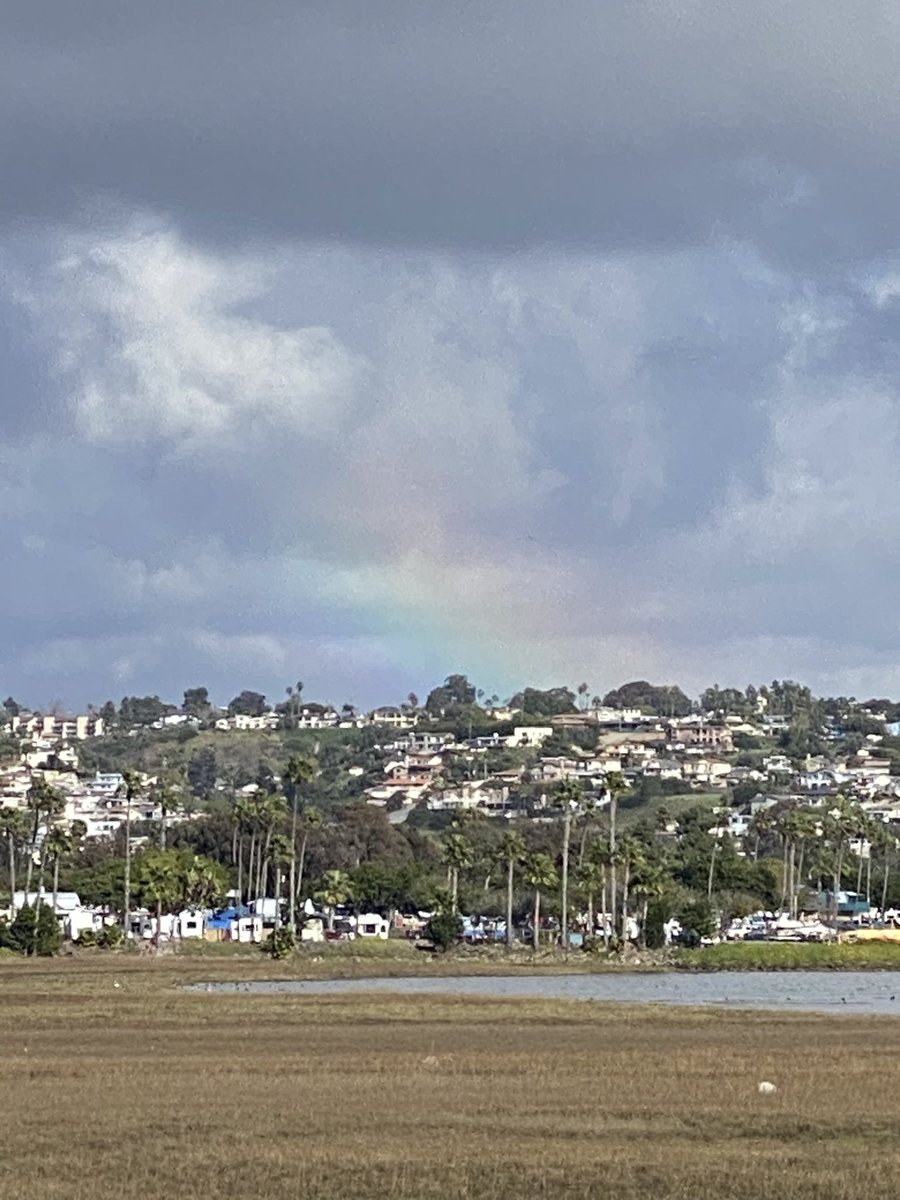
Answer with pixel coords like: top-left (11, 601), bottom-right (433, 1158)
top-left (118, 768), bottom-right (143, 938)
top-left (498, 829), bottom-right (526, 948)
top-left (283, 754), bottom-right (317, 930)
top-left (605, 772), bottom-right (628, 936)
top-left (442, 831), bottom-right (475, 911)
top-left (0, 808), bottom-right (29, 913)
top-left (523, 852), bottom-right (558, 953)
top-left (42, 826), bottom-right (74, 917)
top-left (24, 776), bottom-right (64, 899)
top-left (554, 780), bottom-right (584, 952)
top-left (314, 869), bottom-right (353, 931)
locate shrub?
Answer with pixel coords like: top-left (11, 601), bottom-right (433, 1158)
top-left (0, 904), bottom-right (62, 956)
top-left (425, 909), bottom-right (463, 952)
top-left (264, 926), bottom-right (296, 960)
top-left (675, 897), bottom-right (718, 943)
top-left (77, 928), bottom-right (98, 947)
top-left (97, 924), bottom-right (124, 949)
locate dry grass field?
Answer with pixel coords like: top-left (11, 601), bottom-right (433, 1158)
top-left (2, 954), bottom-right (900, 1199)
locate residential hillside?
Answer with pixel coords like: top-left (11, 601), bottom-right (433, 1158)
top-left (2, 675), bottom-right (900, 952)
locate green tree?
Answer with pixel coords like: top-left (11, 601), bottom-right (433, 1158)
top-left (314, 869), bottom-right (353, 930)
top-left (605, 772), bottom-right (628, 937)
top-left (43, 825), bottom-right (76, 917)
top-left (182, 687), bottom-right (211, 718)
top-left (228, 690), bottom-right (268, 717)
top-left (0, 903), bottom-right (61, 956)
top-left (602, 681), bottom-right (693, 717)
top-left (283, 754), bottom-right (317, 930)
top-left (441, 831), bottom-right (475, 911)
top-left (425, 674), bottom-right (477, 716)
top-left (575, 857), bottom-right (603, 944)
top-left (498, 830), bottom-right (526, 947)
top-left (135, 849), bottom-right (183, 950)
top-left (425, 908), bottom-right (463, 952)
top-left (509, 687), bottom-right (578, 717)
top-left (117, 768), bottom-right (144, 937)
top-left (24, 775), bottom-right (64, 897)
top-left (554, 779), bottom-right (584, 950)
top-left (523, 852), bottom-right (558, 953)
top-left (0, 807), bottom-right (29, 913)
top-left (631, 858), bottom-right (667, 948)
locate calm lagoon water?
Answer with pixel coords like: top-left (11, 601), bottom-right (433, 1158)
top-left (192, 971), bottom-right (900, 1016)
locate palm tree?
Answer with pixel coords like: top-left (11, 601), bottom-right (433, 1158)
top-left (554, 780), bottom-right (583, 951)
top-left (604, 772), bottom-right (628, 937)
top-left (0, 808), bottom-right (29, 914)
top-left (138, 850), bottom-right (182, 951)
top-left (118, 768), bottom-right (142, 938)
top-left (183, 855), bottom-right (227, 911)
top-left (498, 830), bottom-right (526, 947)
top-left (232, 794), bottom-right (255, 906)
top-left (253, 792), bottom-right (286, 902)
top-left (631, 858), bottom-right (667, 948)
top-left (149, 773), bottom-right (181, 851)
top-left (43, 826), bottom-right (74, 917)
top-left (747, 806), bottom-right (776, 862)
top-left (24, 775), bottom-right (64, 896)
top-left (25, 777), bottom-right (64, 921)
top-left (586, 841), bottom-right (615, 949)
top-left (282, 754), bottom-right (316, 930)
top-left (617, 837), bottom-right (645, 943)
top-left (824, 796), bottom-right (859, 925)
top-left (269, 834), bottom-right (292, 929)
top-left (787, 807), bottom-right (818, 917)
top-left (314, 869), bottom-right (353, 931)
top-left (296, 804), bottom-right (322, 904)
top-left (575, 858), bottom-right (604, 943)
top-left (523, 852), bottom-right (558, 953)
top-left (442, 831), bottom-right (475, 911)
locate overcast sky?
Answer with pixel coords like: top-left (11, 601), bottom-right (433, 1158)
top-left (5, 2), bottom-right (900, 710)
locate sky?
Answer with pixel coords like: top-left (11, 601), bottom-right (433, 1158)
top-left (5, 2), bottom-right (900, 710)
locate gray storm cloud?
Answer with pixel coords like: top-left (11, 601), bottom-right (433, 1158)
top-left (3, 4), bottom-right (900, 706)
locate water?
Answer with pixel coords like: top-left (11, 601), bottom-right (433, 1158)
top-left (190, 971), bottom-right (900, 1015)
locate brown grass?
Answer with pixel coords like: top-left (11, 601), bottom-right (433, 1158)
top-left (1, 955), bottom-right (898, 1199)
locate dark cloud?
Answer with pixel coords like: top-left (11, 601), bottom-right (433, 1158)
top-left (3, 3), bottom-right (900, 264)
top-left (5, 6), bottom-right (900, 706)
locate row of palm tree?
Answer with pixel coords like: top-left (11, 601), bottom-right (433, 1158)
top-left (748, 794), bottom-right (899, 919)
top-left (445, 774), bottom-right (668, 951)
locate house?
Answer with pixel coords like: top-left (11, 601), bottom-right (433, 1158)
top-left (796, 768), bottom-right (844, 794)
top-left (506, 726), bottom-right (554, 749)
top-left (11, 713), bottom-right (104, 740)
top-left (537, 756), bottom-right (581, 782)
top-left (764, 754), bottom-right (793, 776)
top-left (296, 708), bottom-right (340, 729)
top-left (427, 782), bottom-right (510, 814)
top-left (681, 757), bottom-right (732, 787)
top-left (666, 722), bottom-right (733, 752)
top-left (368, 706), bottom-right (418, 729)
top-left (642, 757), bottom-right (683, 781)
top-left (404, 731), bottom-right (456, 754)
top-left (590, 706), bottom-right (644, 726)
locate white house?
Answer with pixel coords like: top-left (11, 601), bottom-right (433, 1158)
top-left (507, 726), bottom-right (554, 749)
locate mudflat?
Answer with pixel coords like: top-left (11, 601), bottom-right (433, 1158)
top-left (2, 955), bottom-right (897, 1200)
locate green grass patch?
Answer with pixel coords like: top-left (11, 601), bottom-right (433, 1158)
top-left (676, 941), bottom-right (900, 971)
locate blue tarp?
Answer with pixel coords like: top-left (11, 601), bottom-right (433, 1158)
top-left (206, 905), bottom-right (252, 929)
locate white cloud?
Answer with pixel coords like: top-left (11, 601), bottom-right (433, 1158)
top-left (12, 216), bottom-right (360, 452)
